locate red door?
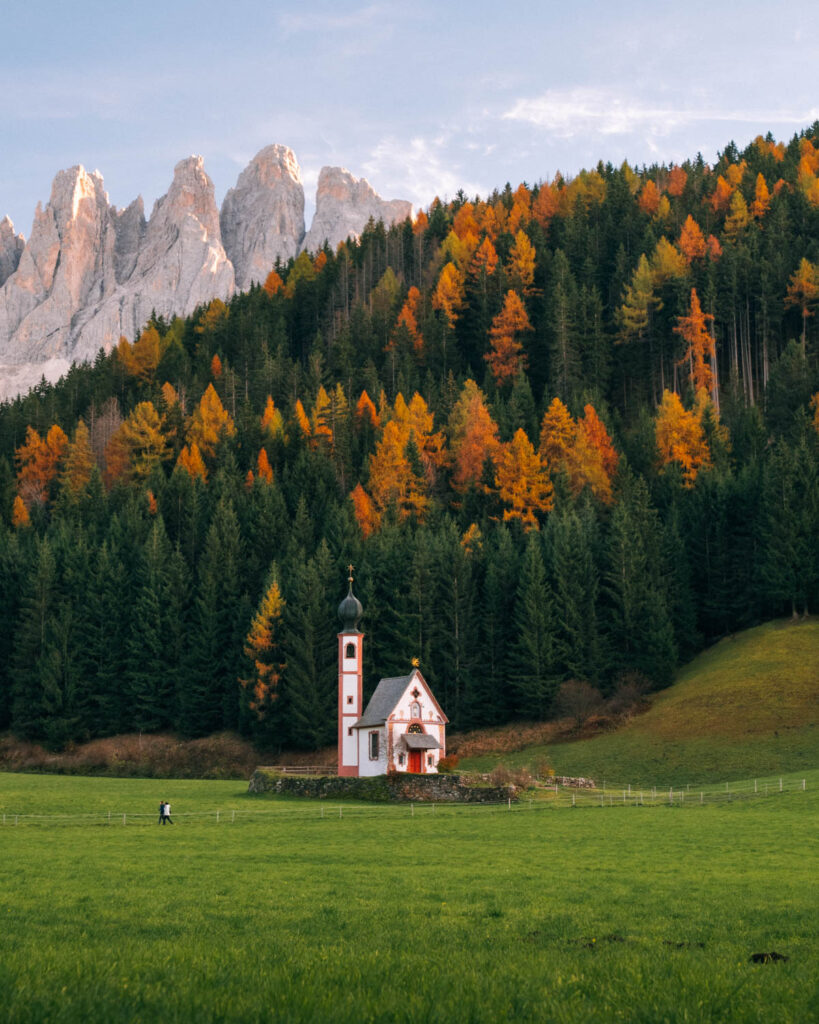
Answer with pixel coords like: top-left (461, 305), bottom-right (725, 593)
top-left (408, 750), bottom-right (422, 773)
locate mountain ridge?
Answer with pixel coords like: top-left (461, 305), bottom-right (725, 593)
top-left (0, 147), bottom-right (412, 399)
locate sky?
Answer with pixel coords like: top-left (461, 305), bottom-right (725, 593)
top-left (2, 0), bottom-right (819, 237)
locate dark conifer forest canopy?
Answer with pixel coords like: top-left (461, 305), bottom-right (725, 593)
top-left (1, 128), bottom-right (818, 752)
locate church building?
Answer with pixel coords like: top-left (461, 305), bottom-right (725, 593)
top-left (337, 571), bottom-right (448, 777)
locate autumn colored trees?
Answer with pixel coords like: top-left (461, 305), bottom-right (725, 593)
top-left (1, 122), bottom-right (819, 751)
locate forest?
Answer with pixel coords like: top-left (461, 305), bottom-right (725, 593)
top-left (0, 127), bottom-right (817, 752)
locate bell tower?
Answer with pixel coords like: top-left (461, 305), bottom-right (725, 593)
top-left (337, 565), bottom-right (363, 777)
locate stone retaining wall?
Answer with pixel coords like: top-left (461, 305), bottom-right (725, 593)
top-left (248, 769), bottom-right (518, 803)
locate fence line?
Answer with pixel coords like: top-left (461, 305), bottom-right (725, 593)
top-left (0, 777), bottom-right (808, 828)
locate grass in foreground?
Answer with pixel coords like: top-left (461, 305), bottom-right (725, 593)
top-left (461, 619), bottom-right (819, 786)
top-left (0, 772), bottom-right (817, 1023)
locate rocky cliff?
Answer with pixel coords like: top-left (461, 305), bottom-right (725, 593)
top-left (220, 144), bottom-right (304, 291)
top-left (301, 166), bottom-right (413, 254)
top-left (0, 147), bottom-right (412, 400)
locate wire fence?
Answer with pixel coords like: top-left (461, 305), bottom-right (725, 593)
top-left (0, 775), bottom-right (809, 828)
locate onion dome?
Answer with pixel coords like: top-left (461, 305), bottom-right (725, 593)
top-left (338, 577), bottom-right (363, 632)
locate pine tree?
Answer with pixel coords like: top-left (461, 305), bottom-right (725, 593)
top-left (281, 543), bottom-right (337, 749)
top-left (509, 532), bottom-right (558, 718)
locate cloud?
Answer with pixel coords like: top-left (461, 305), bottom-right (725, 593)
top-left (503, 88), bottom-right (819, 139)
top-left (278, 5), bottom-right (386, 35)
top-left (361, 135), bottom-right (486, 210)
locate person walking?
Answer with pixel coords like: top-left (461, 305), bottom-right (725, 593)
top-left (158, 800), bottom-right (165, 825)
top-left (162, 801), bottom-right (173, 825)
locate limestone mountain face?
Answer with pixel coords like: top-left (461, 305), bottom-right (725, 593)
top-left (0, 217), bottom-right (25, 287)
top-left (220, 144), bottom-right (304, 291)
top-left (301, 167), bottom-right (413, 254)
top-left (0, 148), bottom-right (411, 400)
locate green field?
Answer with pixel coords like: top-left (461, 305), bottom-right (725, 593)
top-left (461, 619), bottom-right (819, 786)
top-left (1, 771), bottom-right (818, 1023)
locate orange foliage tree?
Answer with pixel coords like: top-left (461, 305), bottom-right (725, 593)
top-left (667, 165), bottom-right (687, 197)
top-left (263, 269), bottom-right (285, 296)
top-left (495, 428), bottom-right (554, 530)
top-left (187, 384), bottom-right (235, 458)
top-left (104, 402), bottom-right (171, 486)
top-left (674, 288), bottom-right (716, 395)
top-left (240, 576), bottom-right (286, 720)
top-left (117, 326), bottom-right (162, 383)
top-left (210, 353), bottom-right (223, 379)
top-left (485, 290), bottom-right (532, 386)
top-left (12, 495), bottom-right (30, 528)
top-left (15, 424), bottom-right (69, 507)
top-left (60, 420), bottom-right (95, 498)
top-left (751, 173), bottom-right (771, 219)
top-left (785, 258), bottom-right (819, 352)
top-left (176, 443), bottom-right (207, 481)
top-left (579, 404), bottom-right (619, 480)
top-left (350, 482), bottom-right (381, 537)
top-left (432, 262), bottom-right (465, 329)
top-left (679, 215), bottom-right (707, 263)
top-left (708, 175), bottom-right (734, 214)
top-left (655, 390), bottom-right (711, 486)
top-left (506, 230), bottom-right (537, 295)
top-left (256, 448), bottom-right (273, 484)
top-left (448, 381), bottom-right (502, 492)
top-left (261, 396), bottom-right (284, 438)
top-left (638, 179), bottom-right (661, 215)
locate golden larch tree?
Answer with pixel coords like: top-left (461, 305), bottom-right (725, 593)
top-left (495, 429), bottom-right (554, 530)
top-left (679, 215), bottom-right (707, 263)
top-left (12, 495), bottom-right (30, 528)
top-left (638, 179), bottom-right (661, 215)
top-left (432, 262), bottom-right (465, 329)
top-left (177, 443), bottom-right (208, 482)
top-left (104, 402), bottom-right (171, 486)
top-left (450, 390), bottom-right (502, 493)
top-left (655, 390), bottom-right (712, 487)
top-left (261, 396), bottom-right (284, 438)
top-left (751, 173), bottom-right (771, 219)
top-left (350, 482), bottom-right (381, 537)
top-left (187, 384), bottom-right (235, 458)
top-left (60, 420), bottom-right (95, 498)
top-left (667, 165), bottom-right (688, 197)
top-left (506, 230), bottom-right (537, 295)
top-left (256, 448), bottom-right (274, 484)
top-left (15, 424), bottom-right (69, 507)
top-left (785, 258), bottom-right (819, 352)
top-left (674, 288), bottom-right (716, 395)
top-left (240, 577), bottom-right (286, 719)
top-left (485, 290), bottom-right (532, 386)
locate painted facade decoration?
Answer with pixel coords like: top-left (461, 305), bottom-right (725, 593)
top-left (337, 570), bottom-right (448, 778)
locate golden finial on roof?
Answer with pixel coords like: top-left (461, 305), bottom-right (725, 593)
top-left (411, 656), bottom-right (420, 668)
top-left (347, 563), bottom-right (355, 584)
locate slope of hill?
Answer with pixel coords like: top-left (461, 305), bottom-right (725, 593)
top-left (460, 619), bottom-right (819, 786)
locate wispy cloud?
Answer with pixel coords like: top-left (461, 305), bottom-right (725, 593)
top-left (278, 5), bottom-right (386, 35)
top-left (503, 88), bottom-right (819, 138)
top-left (361, 134), bottom-right (486, 209)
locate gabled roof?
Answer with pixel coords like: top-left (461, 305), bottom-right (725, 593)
top-left (352, 668), bottom-right (448, 728)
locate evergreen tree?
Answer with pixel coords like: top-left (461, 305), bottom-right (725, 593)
top-left (509, 531), bottom-right (559, 718)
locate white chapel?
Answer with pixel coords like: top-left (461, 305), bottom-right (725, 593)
top-left (337, 571), bottom-right (448, 777)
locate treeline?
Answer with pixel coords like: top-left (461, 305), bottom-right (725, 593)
top-left (0, 126), bottom-right (818, 751)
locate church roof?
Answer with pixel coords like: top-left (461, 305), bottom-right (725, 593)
top-left (352, 675), bottom-right (413, 728)
top-left (352, 668), bottom-right (449, 729)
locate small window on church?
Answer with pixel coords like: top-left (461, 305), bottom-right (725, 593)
top-left (345, 642), bottom-right (355, 659)
top-left (347, 695), bottom-right (353, 705)
top-left (369, 731), bottom-right (379, 760)
top-left (398, 754), bottom-right (405, 766)
top-left (347, 728), bottom-right (353, 736)
top-left (410, 701), bottom-right (421, 719)
top-left (427, 755), bottom-right (434, 767)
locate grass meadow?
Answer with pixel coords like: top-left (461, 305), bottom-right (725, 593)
top-left (1, 770), bottom-right (818, 1023)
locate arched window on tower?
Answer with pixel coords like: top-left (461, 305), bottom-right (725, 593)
top-left (345, 642), bottom-right (355, 659)
top-left (410, 701), bottom-right (421, 719)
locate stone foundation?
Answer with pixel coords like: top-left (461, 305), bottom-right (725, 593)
top-left (248, 769), bottom-right (518, 803)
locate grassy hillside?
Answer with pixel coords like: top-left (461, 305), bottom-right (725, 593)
top-left (461, 619), bottom-right (819, 786)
